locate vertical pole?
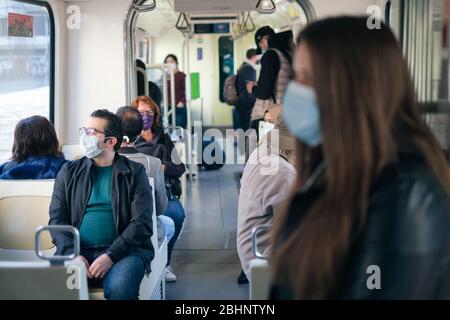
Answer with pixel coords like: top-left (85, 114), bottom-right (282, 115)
top-left (171, 71), bottom-right (176, 127)
top-left (186, 36), bottom-right (193, 171)
top-left (163, 71), bottom-right (169, 129)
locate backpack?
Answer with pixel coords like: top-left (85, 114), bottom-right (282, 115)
top-left (223, 74), bottom-right (238, 105)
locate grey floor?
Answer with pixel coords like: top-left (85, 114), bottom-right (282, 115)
top-left (166, 163), bottom-right (249, 300)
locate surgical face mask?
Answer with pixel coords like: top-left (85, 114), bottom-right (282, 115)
top-left (282, 81), bottom-right (322, 147)
top-left (166, 63), bottom-right (176, 72)
top-left (79, 133), bottom-right (104, 159)
top-left (142, 113), bottom-right (154, 131)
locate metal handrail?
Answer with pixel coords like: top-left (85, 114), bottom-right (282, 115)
top-left (132, 0), bottom-right (156, 12)
top-left (35, 225), bottom-right (80, 266)
top-left (256, 0), bottom-right (276, 14)
top-left (176, 12), bottom-right (191, 33)
top-left (251, 224), bottom-right (272, 260)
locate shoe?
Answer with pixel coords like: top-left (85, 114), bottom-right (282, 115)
top-left (165, 266), bottom-right (177, 282)
top-left (237, 270), bottom-right (249, 284)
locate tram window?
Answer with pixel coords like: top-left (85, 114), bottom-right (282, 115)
top-left (0, 0), bottom-right (54, 162)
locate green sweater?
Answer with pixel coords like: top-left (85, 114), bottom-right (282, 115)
top-left (79, 166), bottom-right (117, 248)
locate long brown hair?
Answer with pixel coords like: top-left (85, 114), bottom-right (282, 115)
top-left (271, 16), bottom-right (450, 299)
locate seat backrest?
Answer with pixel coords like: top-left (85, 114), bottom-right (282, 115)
top-left (249, 258), bottom-right (271, 300)
top-left (0, 261), bottom-right (89, 300)
top-left (0, 180), bottom-right (55, 250)
top-left (122, 153), bottom-right (152, 176)
top-left (62, 144), bottom-right (84, 161)
top-left (148, 178), bottom-right (158, 251)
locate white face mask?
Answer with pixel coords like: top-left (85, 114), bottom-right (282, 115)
top-left (79, 133), bottom-right (103, 159)
top-left (166, 63), bottom-right (176, 72)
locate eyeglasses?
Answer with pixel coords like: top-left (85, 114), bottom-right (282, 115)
top-left (79, 127), bottom-right (105, 136)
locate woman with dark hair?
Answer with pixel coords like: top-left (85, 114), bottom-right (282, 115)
top-left (0, 116), bottom-right (67, 179)
top-left (131, 95), bottom-right (186, 282)
top-left (164, 54), bottom-right (187, 129)
top-left (270, 17), bottom-right (450, 299)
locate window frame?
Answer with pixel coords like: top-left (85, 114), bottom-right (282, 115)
top-left (10, 0), bottom-right (56, 123)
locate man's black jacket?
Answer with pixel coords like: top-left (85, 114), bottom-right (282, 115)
top-left (49, 154), bottom-right (154, 273)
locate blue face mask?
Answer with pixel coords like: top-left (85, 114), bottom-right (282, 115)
top-left (282, 81), bottom-right (322, 147)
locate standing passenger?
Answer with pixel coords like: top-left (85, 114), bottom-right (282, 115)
top-left (247, 27), bottom-right (294, 138)
top-left (164, 54), bottom-right (187, 129)
top-left (49, 109), bottom-right (154, 300)
top-left (235, 49), bottom-right (259, 132)
top-left (270, 17), bottom-right (450, 300)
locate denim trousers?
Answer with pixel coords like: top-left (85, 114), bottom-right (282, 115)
top-left (161, 198), bottom-right (185, 265)
top-left (81, 246), bottom-right (145, 300)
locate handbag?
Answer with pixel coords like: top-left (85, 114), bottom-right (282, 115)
top-left (166, 176), bottom-right (182, 200)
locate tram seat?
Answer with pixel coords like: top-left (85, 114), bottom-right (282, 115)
top-left (61, 144), bottom-right (84, 161)
top-left (249, 225), bottom-right (272, 300)
top-left (0, 180), bottom-right (56, 261)
top-left (0, 260), bottom-right (89, 300)
top-left (0, 181), bottom-right (88, 300)
top-left (89, 178), bottom-right (167, 300)
top-left (0, 178), bottom-right (166, 300)
top-left (249, 259), bottom-right (271, 300)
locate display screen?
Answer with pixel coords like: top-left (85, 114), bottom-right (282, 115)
top-left (194, 23), bottom-right (230, 34)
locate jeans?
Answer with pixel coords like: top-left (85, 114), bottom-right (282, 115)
top-left (175, 105), bottom-right (187, 129)
top-left (232, 107), bottom-right (240, 130)
top-left (162, 198), bottom-right (185, 265)
top-left (81, 246), bottom-right (145, 300)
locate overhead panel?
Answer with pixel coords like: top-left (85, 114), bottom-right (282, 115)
top-left (174, 0), bottom-right (257, 13)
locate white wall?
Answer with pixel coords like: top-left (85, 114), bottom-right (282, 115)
top-left (60, 0), bottom-right (131, 144)
top-left (47, 0), bottom-right (68, 143)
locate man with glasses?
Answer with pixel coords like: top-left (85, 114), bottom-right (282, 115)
top-left (49, 109), bottom-right (154, 300)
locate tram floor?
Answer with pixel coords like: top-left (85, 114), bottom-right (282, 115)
top-left (166, 164), bottom-right (249, 300)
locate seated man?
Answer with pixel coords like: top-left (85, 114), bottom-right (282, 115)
top-left (49, 109), bottom-right (154, 300)
top-left (116, 106), bottom-right (175, 244)
top-left (237, 113), bottom-right (297, 282)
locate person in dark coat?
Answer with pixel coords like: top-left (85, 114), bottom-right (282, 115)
top-left (235, 48), bottom-right (259, 132)
top-left (270, 17), bottom-right (450, 300)
top-left (49, 109), bottom-right (154, 300)
top-left (247, 27), bottom-right (295, 137)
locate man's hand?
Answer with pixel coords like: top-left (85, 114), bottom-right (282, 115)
top-left (89, 254), bottom-right (114, 279)
top-left (246, 81), bottom-right (256, 94)
top-left (74, 255), bottom-right (92, 278)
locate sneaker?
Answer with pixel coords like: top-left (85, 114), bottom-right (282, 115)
top-left (237, 270), bottom-right (249, 284)
top-left (165, 266), bottom-right (177, 282)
